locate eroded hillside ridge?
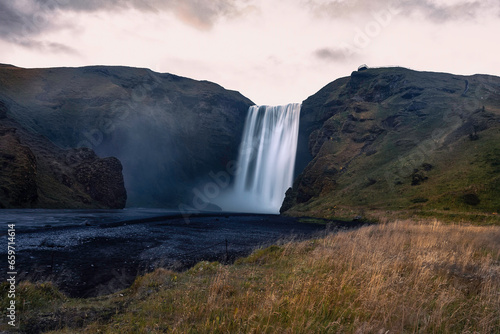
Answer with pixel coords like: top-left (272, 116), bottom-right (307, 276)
top-left (0, 64), bottom-right (253, 207)
top-left (282, 67), bottom-right (500, 216)
top-left (0, 101), bottom-right (127, 209)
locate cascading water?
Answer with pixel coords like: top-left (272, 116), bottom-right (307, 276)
top-left (217, 103), bottom-right (301, 213)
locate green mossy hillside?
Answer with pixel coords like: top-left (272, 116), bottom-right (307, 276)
top-left (284, 67), bottom-right (500, 220)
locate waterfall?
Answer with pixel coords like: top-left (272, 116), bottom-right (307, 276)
top-left (217, 103), bottom-right (301, 214)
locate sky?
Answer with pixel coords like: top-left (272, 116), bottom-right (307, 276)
top-left (1, 0), bottom-right (500, 105)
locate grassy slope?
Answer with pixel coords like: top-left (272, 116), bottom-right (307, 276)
top-left (284, 68), bottom-right (500, 222)
top-left (2, 220), bottom-right (499, 333)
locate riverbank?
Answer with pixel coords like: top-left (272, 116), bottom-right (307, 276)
top-left (2, 218), bottom-right (499, 333)
top-left (1, 211), bottom-right (361, 298)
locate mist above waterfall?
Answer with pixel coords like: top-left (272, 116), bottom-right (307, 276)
top-left (216, 104), bottom-right (301, 214)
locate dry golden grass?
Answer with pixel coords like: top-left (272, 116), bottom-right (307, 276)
top-left (11, 220), bottom-right (500, 333)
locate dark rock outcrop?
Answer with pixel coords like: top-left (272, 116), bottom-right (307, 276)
top-left (0, 107), bottom-right (126, 209)
top-left (283, 67), bottom-right (500, 216)
top-left (0, 64), bottom-right (254, 207)
top-left (0, 126), bottom-right (38, 208)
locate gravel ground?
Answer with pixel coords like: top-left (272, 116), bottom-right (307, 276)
top-left (0, 209), bottom-right (362, 298)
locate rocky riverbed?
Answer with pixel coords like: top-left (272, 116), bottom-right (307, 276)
top-left (0, 209), bottom-right (364, 298)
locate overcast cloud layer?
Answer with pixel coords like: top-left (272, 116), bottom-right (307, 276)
top-left (1, 0), bottom-right (499, 104)
top-left (305, 0), bottom-right (492, 21)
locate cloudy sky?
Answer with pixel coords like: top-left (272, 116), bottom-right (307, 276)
top-left (1, 0), bottom-right (499, 104)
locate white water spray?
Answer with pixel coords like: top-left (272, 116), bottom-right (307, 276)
top-left (217, 103), bottom-right (301, 214)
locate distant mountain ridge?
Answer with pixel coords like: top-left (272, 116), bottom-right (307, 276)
top-left (282, 67), bottom-right (500, 218)
top-left (0, 64), bottom-right (253, 208)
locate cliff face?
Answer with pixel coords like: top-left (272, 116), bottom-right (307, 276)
top-left (0, 101), bottom-right (126, 209)
top-left (282, 67), bottom-right (500, 217)
top-left (0, 64), bottom-right (253, 207)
